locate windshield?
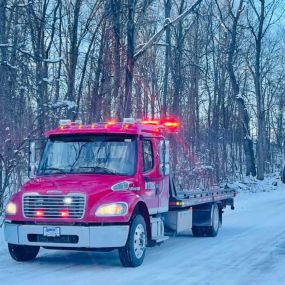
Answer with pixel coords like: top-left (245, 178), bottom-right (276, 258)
top-left (38, 135), bottom-right (137, 176)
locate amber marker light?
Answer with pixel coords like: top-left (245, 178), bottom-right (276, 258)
top-left (105, 119), bottom-right (117, 128)
top-left (141, 119), bottom-right (160, 125)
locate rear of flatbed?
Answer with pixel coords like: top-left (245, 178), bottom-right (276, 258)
top-left (161, 177), bottom-right (235, 237)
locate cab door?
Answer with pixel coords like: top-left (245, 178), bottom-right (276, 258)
top-left (140, 138), bottom-right (159, 215)
top-left (140, 138), bottom-right (169, 214)
top-left (157, 139), bottom-right (170, 213)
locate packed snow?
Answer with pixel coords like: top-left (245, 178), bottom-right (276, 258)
top-left (0, 177), bottom-right (285, 285)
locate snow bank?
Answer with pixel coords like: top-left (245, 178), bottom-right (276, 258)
top-left (226, 173), bottom-right (280, 193)
top-left (0, 177), bottom-right (284, 285)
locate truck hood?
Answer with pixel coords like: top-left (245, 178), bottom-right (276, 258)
top-left (21, 174), bottom-right (133, 196)
top-left (9, 174), bottom-right (140, 223)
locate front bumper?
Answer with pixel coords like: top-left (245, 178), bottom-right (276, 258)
top-left (4, 222), bottom-right (129, 248)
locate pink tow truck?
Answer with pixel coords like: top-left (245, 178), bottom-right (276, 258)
top-left (4, 118), bottom-right (235, 267)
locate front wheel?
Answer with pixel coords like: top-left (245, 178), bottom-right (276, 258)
top-left (8, 243), bottom-right (40, 262)
top-left (119, 215), bottom-right (147, 267)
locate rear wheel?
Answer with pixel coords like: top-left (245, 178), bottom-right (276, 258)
top-left (8, 243), bottom-right (40, 262)
top-left (192, 203), bottom-right (220, 237)
top-left (119, 215), bottom-right (147, 267)
top-left (206, 203), bottom-right (220, 237)
top-left (192, 226), bottom-right (205, 237)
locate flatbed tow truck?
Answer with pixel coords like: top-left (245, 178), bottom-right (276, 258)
top-left (4, 118), bottom-right (235, 267)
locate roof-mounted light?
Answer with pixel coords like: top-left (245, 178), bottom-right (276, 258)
top-left (162, 118), bottom-right (180, 133)
top-left (59, 119), bottom-right (71, 126)
top-left (105, 119), bottom-right (117, 128)
top-left (140, 117), bottom-right (181, 133)
top-left (74, 119), bottom-right (82, 125)
top-left (122, 118), bottom-right (136, 129)
top-left (141, 119), bottom-right (160, 125)
top-left (123, 118), bottom-right (136, 124)
top-left (59, 119), bottom-right (82, 129)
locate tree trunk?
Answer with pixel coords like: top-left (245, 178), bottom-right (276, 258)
top-left (66, 0), bottom-right (82, 119)
top-left (226, 0), bottom-right (256, 176)
top-left (123, 0), bottom-right (136, 118)
top-left (110, 0), bottom-right (122, 118)
top-left (162, 0), bottom-right (172, 118)
top-left (253, 0), bottom-right (266, 180)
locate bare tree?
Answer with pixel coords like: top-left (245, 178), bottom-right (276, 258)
top-left (215, 0), bottom-right (257, 176)
top-left (246, 0), bottom-right (280, 179)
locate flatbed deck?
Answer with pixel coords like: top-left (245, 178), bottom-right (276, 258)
top-left (169, 178), bottom-right (235, 210)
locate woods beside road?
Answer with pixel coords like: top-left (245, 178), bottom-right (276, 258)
top-left (1, 0), bottom-right (285, 211)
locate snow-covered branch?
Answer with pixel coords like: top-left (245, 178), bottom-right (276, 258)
top-left (134, 0), bottom-right (203, 60)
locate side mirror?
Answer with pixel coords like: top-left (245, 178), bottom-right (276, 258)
top-left (29, 141), bottom-right (37, 178)
top-left (159, 140), bottom-right (170, 176)
top-left (28, 139), bottom-right (45, 178)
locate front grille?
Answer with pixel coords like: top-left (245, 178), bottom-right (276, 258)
top-left (23, 194), bottom-right (85, 219)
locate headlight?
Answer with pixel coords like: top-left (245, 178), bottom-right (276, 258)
top-left (95, 202), bottom-right (128, 217)
top-left (5, 202), bottom-right (17, 215)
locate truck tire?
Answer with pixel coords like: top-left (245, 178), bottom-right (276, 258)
top-left (119, 215), bottom-right (147, 267)
top-left (8, 243), bottom-right (40, 262)
top-left (192, 226), bottom-right (206, 237)
top-left (192, 203), bottom-right (220, 237)
top-left (206, 203), bottom-right (220, 237)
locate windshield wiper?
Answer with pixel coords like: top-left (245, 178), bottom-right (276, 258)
top-left (77, 166), bottom-right (119, 175)
top-left (40, 167), bottom-right (67, 174)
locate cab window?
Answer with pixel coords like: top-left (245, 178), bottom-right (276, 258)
top-left (142, 140), bottom-right (154, 172)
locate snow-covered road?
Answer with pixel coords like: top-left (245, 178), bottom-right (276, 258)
top-left (1, 185), bottom-right (285, 285)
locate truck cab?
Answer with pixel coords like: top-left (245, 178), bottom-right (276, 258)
top-left (4, 119), bottom-right (177, 267)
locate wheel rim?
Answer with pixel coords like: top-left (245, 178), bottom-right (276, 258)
top-left (212, 205), bottom-right (219, 231)
top-left (133, 224), bottom-right (146, 259)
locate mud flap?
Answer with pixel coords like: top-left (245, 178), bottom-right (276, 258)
top-left (192, 203), bottom-right (213, 227)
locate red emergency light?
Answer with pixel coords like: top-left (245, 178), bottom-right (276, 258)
top-left (161, 118), bottom-right (181, 133)
top-left (141, 117), bottom-right (180, 133)
top-left (60, 210), bottom-right (69, 218)
top-left (35, 210), bottom-right (44, 217)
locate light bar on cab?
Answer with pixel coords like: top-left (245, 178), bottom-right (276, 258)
top-left (56, 117), bottom-right (180, 132)
top-left (140, 117), bottom-right (180, 133)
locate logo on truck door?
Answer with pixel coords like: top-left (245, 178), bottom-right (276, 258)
top-left (145, 182), bottom-right (156, 190)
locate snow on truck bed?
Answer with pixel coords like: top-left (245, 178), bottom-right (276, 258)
top-left (1, 178), bottom-right (285, 285)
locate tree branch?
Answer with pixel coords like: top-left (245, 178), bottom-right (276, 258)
top-left (134, 0), bottom-right (203, 61)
